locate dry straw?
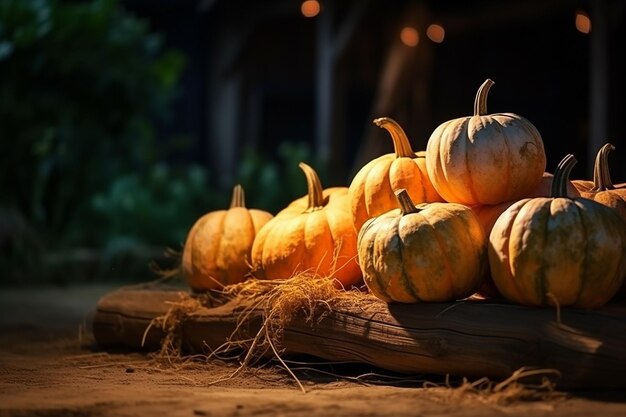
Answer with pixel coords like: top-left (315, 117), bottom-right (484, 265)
top-left (424, 367), bottom-right (564, 405)
top-left (141, 270), bottom-right (367, 392)
top-left (140, 267), bottom-right (563, 400)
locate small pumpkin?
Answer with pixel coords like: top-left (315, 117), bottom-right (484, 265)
top-left (425, 79), bottom-right (546, 206)
top-left (571, 143), bottom-right (626, 221)
top-left (489, 154), bottom-right (626, 308)
top-left (182, 184), bottom-right (273, 291)
top-left (348, 117), bottom-right (443, 233)
top-left (357, 189), bottom-right (487, 303)
top-left (251, 162), bottom-right (362, 288)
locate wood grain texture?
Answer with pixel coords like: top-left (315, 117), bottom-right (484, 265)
top-left (93, 288), bottom-right (626, 389)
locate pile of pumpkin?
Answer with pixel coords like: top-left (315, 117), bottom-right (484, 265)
top-left (183, 79), bottom-right (626, 309)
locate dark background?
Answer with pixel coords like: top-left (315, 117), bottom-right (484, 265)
top-left (1, 0), bottom-right (624, 284)
top-left (125, 0), bottom-right (625, 178)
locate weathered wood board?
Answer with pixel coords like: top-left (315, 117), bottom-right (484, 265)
top-left (93, 287), bottom-right (626, 390)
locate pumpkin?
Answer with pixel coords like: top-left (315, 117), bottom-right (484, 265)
top-left (182, 184), bottom-right (273, 291)
top-left (488, 154), bottom-right (626, 308)
top-left (471, 172), bottom-right (581, 298)
top-left (357, 189), bottom-right (487, 303)
top-left (348, 117), bottom-right (443, 233)
top-left (425, 78), bottom-right (546, 206)
top-left (250, 162), bottom-right (362, 288)
top-left (571, 143), bottom-right (626, 222)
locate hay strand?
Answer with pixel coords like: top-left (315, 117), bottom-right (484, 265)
top-left (140, 270), bottom-right (363, 391)
top-left (425, 367), bottom-right (564, 405)
top-left (149, 246), bottom-right (184, 282)
top-left (545, 292), bottom-right (562, 325)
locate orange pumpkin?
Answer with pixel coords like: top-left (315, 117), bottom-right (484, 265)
top-left (572, 143), bottom-right (626, 221)
top-left (425, 79), bottom-right (546, 206)
top-left (182, 184), bottom-right (273, 291)
top-left (489, 154), bottom-right (626, 308)
top-left (251, 163), bottom-right (362, 288)
top-left (358, 189), bottom-right (486, 303)
top-left (348, 117), bottom-right (442, 233)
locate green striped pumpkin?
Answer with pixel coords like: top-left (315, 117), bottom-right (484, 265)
top-left (489, 154), bottom-right (626, 308)
top-left (357, 189), bottom-right (487, 303)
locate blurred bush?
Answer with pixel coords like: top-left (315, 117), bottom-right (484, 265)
top-left (236, 141), bottom-right (322, 214)
top-left (0, 0), bottom-right (189, 283)
top-left (0, 0), bottom-right (323, 284)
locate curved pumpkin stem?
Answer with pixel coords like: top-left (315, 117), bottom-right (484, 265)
top-left (591, 143), bottom-right (616, 192)
top-left (473, 78), bottom-right (495, 116)
top-left (373, 117), bottom-right (415, 158)
top-left (551, 154), bottom-right (577, 198)
top-left (298, 162), bottom-right (326, 212)
top-left (229, 184), bottom-right (246, 208)
top-left (395, 189), bottom-right (420, 215)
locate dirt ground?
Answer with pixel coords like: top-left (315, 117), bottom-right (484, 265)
top-left (1, 285), bottom-right (625, 417)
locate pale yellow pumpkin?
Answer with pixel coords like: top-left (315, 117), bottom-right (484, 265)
top-left (426, 79), bottom-right (546, 206)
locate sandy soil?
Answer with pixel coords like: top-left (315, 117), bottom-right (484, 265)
top-left (0, 285), bottom-right (625, 417)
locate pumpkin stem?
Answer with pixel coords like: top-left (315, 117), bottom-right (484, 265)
top-left (591, 143), bottom-right (616, 192)
top-left (395, 189), bottom-right (420, 215)
top-left (473, 78), bottom-right (495, 116)
top-left (229, 184), bottom-right (246, 208)
top-left (298, 162), bottom-right (326, 212)
top-left (551, 154), bottom-right (577, 198)
top-left (373, 117), bottom-right (416, 158)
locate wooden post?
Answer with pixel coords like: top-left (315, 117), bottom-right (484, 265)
top-left (589, 0), bottom-right (609, 176)
top-left (315, 0), bottom-right (370, 182)
top-left (350, 2), bottom-right (432, 176)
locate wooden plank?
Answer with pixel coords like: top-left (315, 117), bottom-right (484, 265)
top-left (92, 288), bottom-right (626, 390)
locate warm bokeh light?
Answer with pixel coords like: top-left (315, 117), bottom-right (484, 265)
top-left (575, 11), bottom-right (591, 34)
top-left (426, 24), bottom-right (445, 43)
top-left (301, 0), bottom-right (320, 18)
top-left (400, 26), bottom-right (419, 47)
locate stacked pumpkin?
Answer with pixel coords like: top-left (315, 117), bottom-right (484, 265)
top-left (352, 78), bottom-right (626, 308)
top-left (354, 78), bottom-right (545, 303)
top-left (181, 78), bottom-right (626, 310)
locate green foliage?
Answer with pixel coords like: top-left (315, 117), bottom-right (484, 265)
top-left (0, 0), bottom-right (184, 248)
top-left (0, 0), bottom-right (187, 283)
top-left (89, 163), bottom-right (224, 252)
top-left (236, 141), bottom-right (324, 214)
top-left (0, 0), bottom-right (325, 284)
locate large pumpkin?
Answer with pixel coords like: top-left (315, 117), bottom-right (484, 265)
top-left (357, 189), bottom-right (486, 303)
top-left (489, 154), bottom-right (626, 308)
top-left (251, 163), bottom-right (362, 288)
top-left (182, 184), bottom-right (273, 291)
top-left (425, 79), bottom-right (546, 206)
top-left (348, 117), bottom-right (442, 233)
top-left (571, 143), bottom-right (626, 221)
top-left (471, 172), bottom-right (581, 298)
